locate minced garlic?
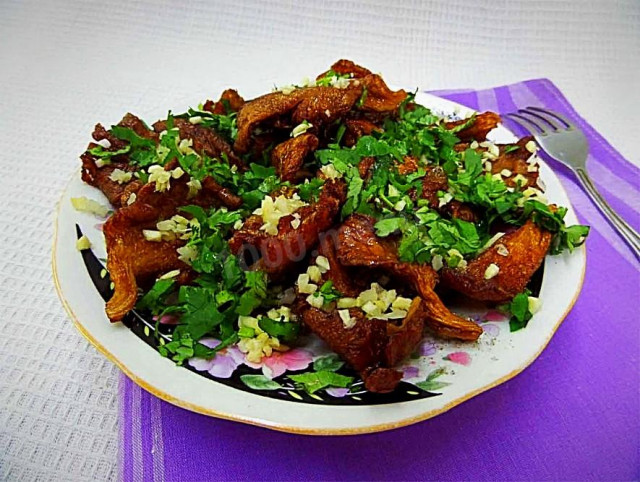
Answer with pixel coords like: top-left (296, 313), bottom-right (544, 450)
top-left (525, 140), bottom-right (538, 153)
top-left (306, 294), bottom-right (324, 308)
top-left (431, 254), bottom-right (444, 271)
top-left (253, 194), bottom-right (307, 236)
top-left (496, 244), bottom-right (509, 257)
top-left (148, 165), bottom-right (171, 192)
top-left (176, 245), bottom-right (198, 265)
top-left (334, 282), bottom-right (413, 320)
top-left (154, 214), bottom-right (197, 241)
top-left (320, 163), bottom-right (342, 179)
top-left (70, 197), bottom-right (110, 218)
top-left (315, 255), bottom-right (330, 273)
top-left (274, 84), bottom-right (296, 95)
top-left (291, 121), bottom-right (312, 138)
top-left (338, 309), bottom-right (356, 329)
top-left (236, 315), bottom-right (284, 363)
top-left (513, 174), bottom-right (528, 186)
top-left (484, 263), bottom-right (500, 279)
top-left (296, 273), bottom-right (317, 294)
top-left (109, 168), bottom-right (132, 184)
top-left (158, 269), bottom-right (180, 280)
top-left (306, 265), bottom-right (322, 283)
top-left (142, 229), bottom-right (162, 242)
top-left (186, 178), bottom-right (201, 199)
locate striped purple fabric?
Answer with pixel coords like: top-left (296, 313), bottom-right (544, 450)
top-left (119, 79), bottom-right (639, 482)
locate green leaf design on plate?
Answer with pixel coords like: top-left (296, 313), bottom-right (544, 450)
top-left (414, 367), bottom-right (450, 392)
top-left (312, 354), bottom-right (344, 372)
top-left (415, 380), bottom-right (450, 391)
top-left (289, 371), bottom-right (353, 394)
top-left (240, 374), bottom-right (282, 391)
top-left (425, 367), bottom-right (446, 381)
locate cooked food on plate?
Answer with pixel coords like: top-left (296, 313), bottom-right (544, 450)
top-left (75, 60), bottom-right (589, 393)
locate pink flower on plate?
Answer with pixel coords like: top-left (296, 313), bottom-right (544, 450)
top-left (445, 351), bottom-right (472, 366)
top-left (482, 323), bottom-right (500, 337)
top-left (418, 340), bottom-right (437, 356)
top-left (245, 348), bottom-right (313, 379)
top-left (188, 338), bottom-right (244, 378)
top-left (401, 365), bottom-right (420, 380)
top-left (326, 387), bottom-right (350, 398)
top-left (152, 314), bottom-right (179, 325)
top-left (484, 310), bottom-right (508, 322)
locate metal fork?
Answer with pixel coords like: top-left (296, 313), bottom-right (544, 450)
top-left (505, 107), bottom-right (640, 259)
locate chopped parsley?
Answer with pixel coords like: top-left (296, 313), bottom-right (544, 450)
top-left (102, 82), bottom-right (589, 371)
top-left (258, 316), bottom-right (299, 342)
top-left (499, 290), bottom-right (533, 332)
top-left (313, 280), bottom-right (343, 305)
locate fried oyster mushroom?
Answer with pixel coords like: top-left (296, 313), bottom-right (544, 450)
top-left (228, 180), bottom-right (346, 277)
top-left (337, 215), bottom-right (483, 341)
top-left (440, 220), bottom-right (552, 302)
top-left (300, 301), bottom-right (424, 393)
top-left (104, 165), bottom-right (241, 321)
top-left (81, 113), bottom-right (157, 208)
top-left (234, 59), bottom-right (407, 155)
top-left (445, 111), bottom-right (501, 142)
top-left (295, 236), bottom-right (424, 393)
top-left (270, 133), bottom-right (319, 182)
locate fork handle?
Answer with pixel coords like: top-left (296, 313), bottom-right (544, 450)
top-left (575, 168), bottom-right (640, 259)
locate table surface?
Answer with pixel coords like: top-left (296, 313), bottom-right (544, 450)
top-left (0, 1), bottom-right (638, 480)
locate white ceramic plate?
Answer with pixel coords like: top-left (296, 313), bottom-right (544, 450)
top-left (53, 92), bottom-right (585, 435)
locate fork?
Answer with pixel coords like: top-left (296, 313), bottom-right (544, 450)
top-left (505, 107), bottom-right (640, 259)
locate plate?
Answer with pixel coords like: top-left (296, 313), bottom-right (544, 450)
top-left (53, 92), bottom-right (586, 435)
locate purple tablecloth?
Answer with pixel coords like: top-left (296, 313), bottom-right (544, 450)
top-left (119, 79), bottom-right (640, 481)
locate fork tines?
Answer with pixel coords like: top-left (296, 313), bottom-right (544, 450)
top-left (505, 107), bottom-right (574, 135)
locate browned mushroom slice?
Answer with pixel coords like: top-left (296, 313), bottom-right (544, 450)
top-left (118, 113), bottom-right (159, 142)
top-left (290, 86), bottom-right (362, 126)
top-left (440, 220), bottom-right (552, 302)
top-left (81, 113), bottom-right (158, 208)
top-left (318, 59), bottom-right (408, 113)
top-left (228, 180), bottom-right (346, 277)
top-left (446, 111), bottom-right (501, 142)
top-left (299, 297), bottom-right (424, 393)
top-left (337, 214), bottom-right (482, 341)
top-left (315, 234), bottom-right (365, 298)
top-left (153, 118), bottom-right (244, 169)
top-left (104, 211), bottom-right (187, 322)
top-left (317, 59), bottom-right (373, 79)
top-left (271, 133), bottom-right (319, 182)
top-left (234, 86), bottom-right (362, 154)
top-left (203, 89), bottom-right (245, 114)
top-left (80, 152), bottom-right (136, 208)
top-left (103, 169), bottom-right (240, 321)
top-left (343, 118), bottom-right (382, 146)
top-left (359, 73), bottom-right (407, 113)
